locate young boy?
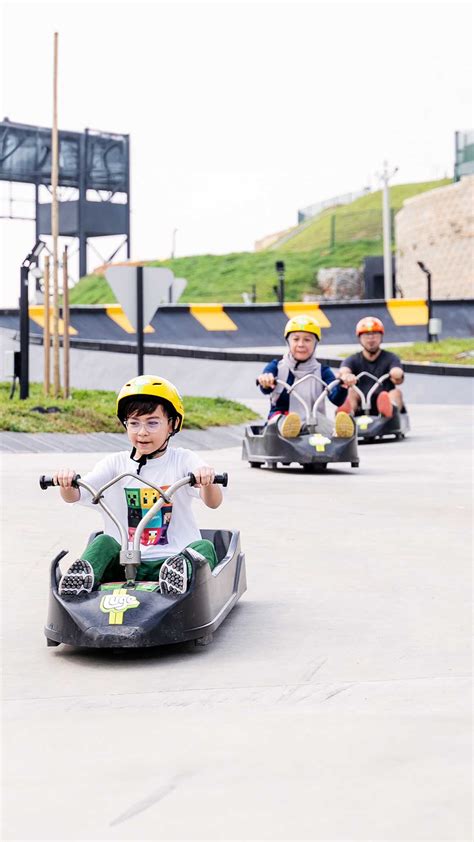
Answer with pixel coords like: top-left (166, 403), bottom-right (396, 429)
top-left (257, 313), bottom-right (355, 438)
top-left (53, 375), bottom-right (223, 599)
top-left (337, 316), bottom-right (405, 416)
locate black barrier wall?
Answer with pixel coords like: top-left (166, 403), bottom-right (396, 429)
top-left (0, 299), bottom-right (473, 347)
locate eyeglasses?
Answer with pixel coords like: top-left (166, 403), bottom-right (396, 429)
top-left (125, 418), bottom-right (165, 433)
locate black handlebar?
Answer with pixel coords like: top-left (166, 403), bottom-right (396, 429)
top-left (39, 474), bottom-right (81, 490)
top-left (188, 472), bottom-right (228, 487)
top-left (40, 472), bottom-right (228, 490)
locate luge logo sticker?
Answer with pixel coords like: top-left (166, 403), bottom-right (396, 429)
top-left (308, 434), bottom-right (331, 452)
top-left (356, 416), bottom-right (374, 431)
top-left (100, 589), bottom-right (140, 625)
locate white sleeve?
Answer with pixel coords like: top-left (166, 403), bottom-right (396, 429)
top-left (178, 449), bottom-right (208, 498)
top-left (75, 453), bottom-right (124, 508)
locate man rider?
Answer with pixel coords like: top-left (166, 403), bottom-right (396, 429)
top-left (337, 317), bottom-right (404, 417)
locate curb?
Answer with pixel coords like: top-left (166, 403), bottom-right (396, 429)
top-left (25, 333), bottom-right (474, 377)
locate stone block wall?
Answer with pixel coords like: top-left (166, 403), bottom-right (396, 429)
top-left (395, 176), bottom-right (473, 299)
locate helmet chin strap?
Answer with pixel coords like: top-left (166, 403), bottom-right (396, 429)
top-left (129, 423), bottom-right (179, 474)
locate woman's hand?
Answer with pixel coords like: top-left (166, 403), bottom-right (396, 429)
top-left (257, 373), bottom-right (276, 389)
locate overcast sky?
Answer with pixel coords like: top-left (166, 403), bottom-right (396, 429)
top-left (1, 0), bottom-right (472, 307)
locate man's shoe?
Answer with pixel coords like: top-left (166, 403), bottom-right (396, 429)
top-left (58, 559), bottom-right (94, 598)
top-left (159, 554), bottom-right (188, 596)
top-left (334, 411), bottom-right (355, 438)
top-left (376, 391), bottom-right (394, 418)
top-left (279, 412), bottom-right (302, 438)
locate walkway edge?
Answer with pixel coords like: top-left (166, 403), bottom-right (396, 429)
top-left (23, 333), bottom-right (474, 377)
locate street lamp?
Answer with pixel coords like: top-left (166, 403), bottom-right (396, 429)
top-left (274, 260), bottom-right (285, 305)
top-left (417, 261), bottom-right (441, 342)
top-left (19, 240), bottom-right (46, 398)
top-left (377, 161), bottom-right (398, 300)
top-left (171, 228), bottom-right (178, 259)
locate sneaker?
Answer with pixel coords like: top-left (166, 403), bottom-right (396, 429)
top-left (336, 396), bottom-right (352, 415)
top-left (334, 411), bottom-right (355, 438)
top-left (376, 391), bottom-right (394, 418)
top-left (183, 547), bottom-right (208, 569)
top-left (58, 559), bottom-right (94, 598)
top-left (279, 412), bottom-right (302, 438)
top-left (159, 554), bottom-right (188, 596)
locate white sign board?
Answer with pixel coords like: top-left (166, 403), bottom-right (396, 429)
top-left (171, 277), bottom-right (187, 303)
top-left (105, 266), bottom-right (175, 330)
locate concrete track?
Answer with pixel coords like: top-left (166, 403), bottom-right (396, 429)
top-left (1, 399), bottom-right (472, 841)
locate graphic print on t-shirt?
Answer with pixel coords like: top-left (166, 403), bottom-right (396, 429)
top-left (125, 486), bottom-right (172, 547)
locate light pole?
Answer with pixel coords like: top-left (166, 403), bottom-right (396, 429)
top-left (417, 261), bottom-right (441, 342)
top-left (19, 240), bottom-right (46, 399)
top-left (274, 260), bottom-right (285, 305)
top-left (378, 161), bottom-right (398, 300)
top-left (171, 228), bottom-right (178, 259)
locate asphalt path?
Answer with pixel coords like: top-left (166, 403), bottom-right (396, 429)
top-left (1, 399), bottom-right (472, 841)
top-left (1, 328), bottom-right (472, 408)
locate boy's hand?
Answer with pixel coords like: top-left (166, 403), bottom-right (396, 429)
top-left (53, 468), bottom-right (78, 488)
top-left (194, 466), bottom-right (223, 509)
top-left (53, 468), bottom-right (81, 503)
top-left (192, 466), bottom-right (216, 487)
top-left (389, 366), bottom-right (404, 384)
top-left (257, 373), bottom-right (276, 389)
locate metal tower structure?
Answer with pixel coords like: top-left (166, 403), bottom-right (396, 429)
top-left (0, 118), bottom-right (130, 277)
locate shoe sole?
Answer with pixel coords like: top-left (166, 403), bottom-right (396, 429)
top-left (159, 555), bottom-right (187, 596)
top-left (59, 560), bottom-right (94, 597)
top-left (376, 392), bottom-right (394, 418)
top-left (334, 411), bottom-right (355, 438)
top-left (279, 413), bottom-right (302, 438)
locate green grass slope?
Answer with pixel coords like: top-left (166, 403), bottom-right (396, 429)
top-left (68, 179), bottom-right (450, 305)
top-left (275, 180), bottom-right (450, 252)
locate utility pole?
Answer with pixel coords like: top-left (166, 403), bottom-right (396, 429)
top-left (378, 160), bottom-right (398, 300)
top-left (51, 31), bottom-right (60, 396)
top-left (171, 228), bottom-right (178, 259)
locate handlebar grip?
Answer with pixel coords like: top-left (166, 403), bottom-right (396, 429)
top-left (39, 474), bottom-right (81, 490)
top-left (214, 473), bottom-right (228, 487)
top-left (187, 472), bottom-right (228, 487)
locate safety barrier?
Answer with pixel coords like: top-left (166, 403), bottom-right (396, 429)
top-left (0, 298), bottom-right (472, 347)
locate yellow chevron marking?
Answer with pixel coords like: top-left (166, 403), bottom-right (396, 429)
top-left (106, 305), bottom-right (154, 334)
top-left (190, 304), bottom-right (238, 331)
top-left (28, 306), bottom-right (78, 335)
top-left (283, 302), bottom-right (331, 328)
top-left (387, 299), bottom-right (428, 326)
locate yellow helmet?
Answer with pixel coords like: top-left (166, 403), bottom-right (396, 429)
top-left (284, 313), bottom-right (321, 341)
top-left (116, 375), bottom-right (185, 431)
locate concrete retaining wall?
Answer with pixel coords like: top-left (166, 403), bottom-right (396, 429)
top-left (395, 176), bottom-right (474, 299)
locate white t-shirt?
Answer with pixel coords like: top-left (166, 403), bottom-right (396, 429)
top-left (76, 447), bottom-right (207, 559)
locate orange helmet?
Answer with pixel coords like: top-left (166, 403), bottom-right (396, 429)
top-left (356, 316), bottom-right (384, 336)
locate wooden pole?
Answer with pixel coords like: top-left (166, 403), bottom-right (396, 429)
top-left (51, 31), bottom-right (60, 396)
top-left (62, 246), bottom-right (70, 398)
top-left (43, 255), bottom-right (51, 396)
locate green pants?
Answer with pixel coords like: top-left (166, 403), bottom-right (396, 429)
top-left (81, 534), bottom-right (219, 585)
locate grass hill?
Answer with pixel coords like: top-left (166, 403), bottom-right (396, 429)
top-left (69, 180), bottom-right (450, 305)
top-left (274, 180), bottom-right (450, 252)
